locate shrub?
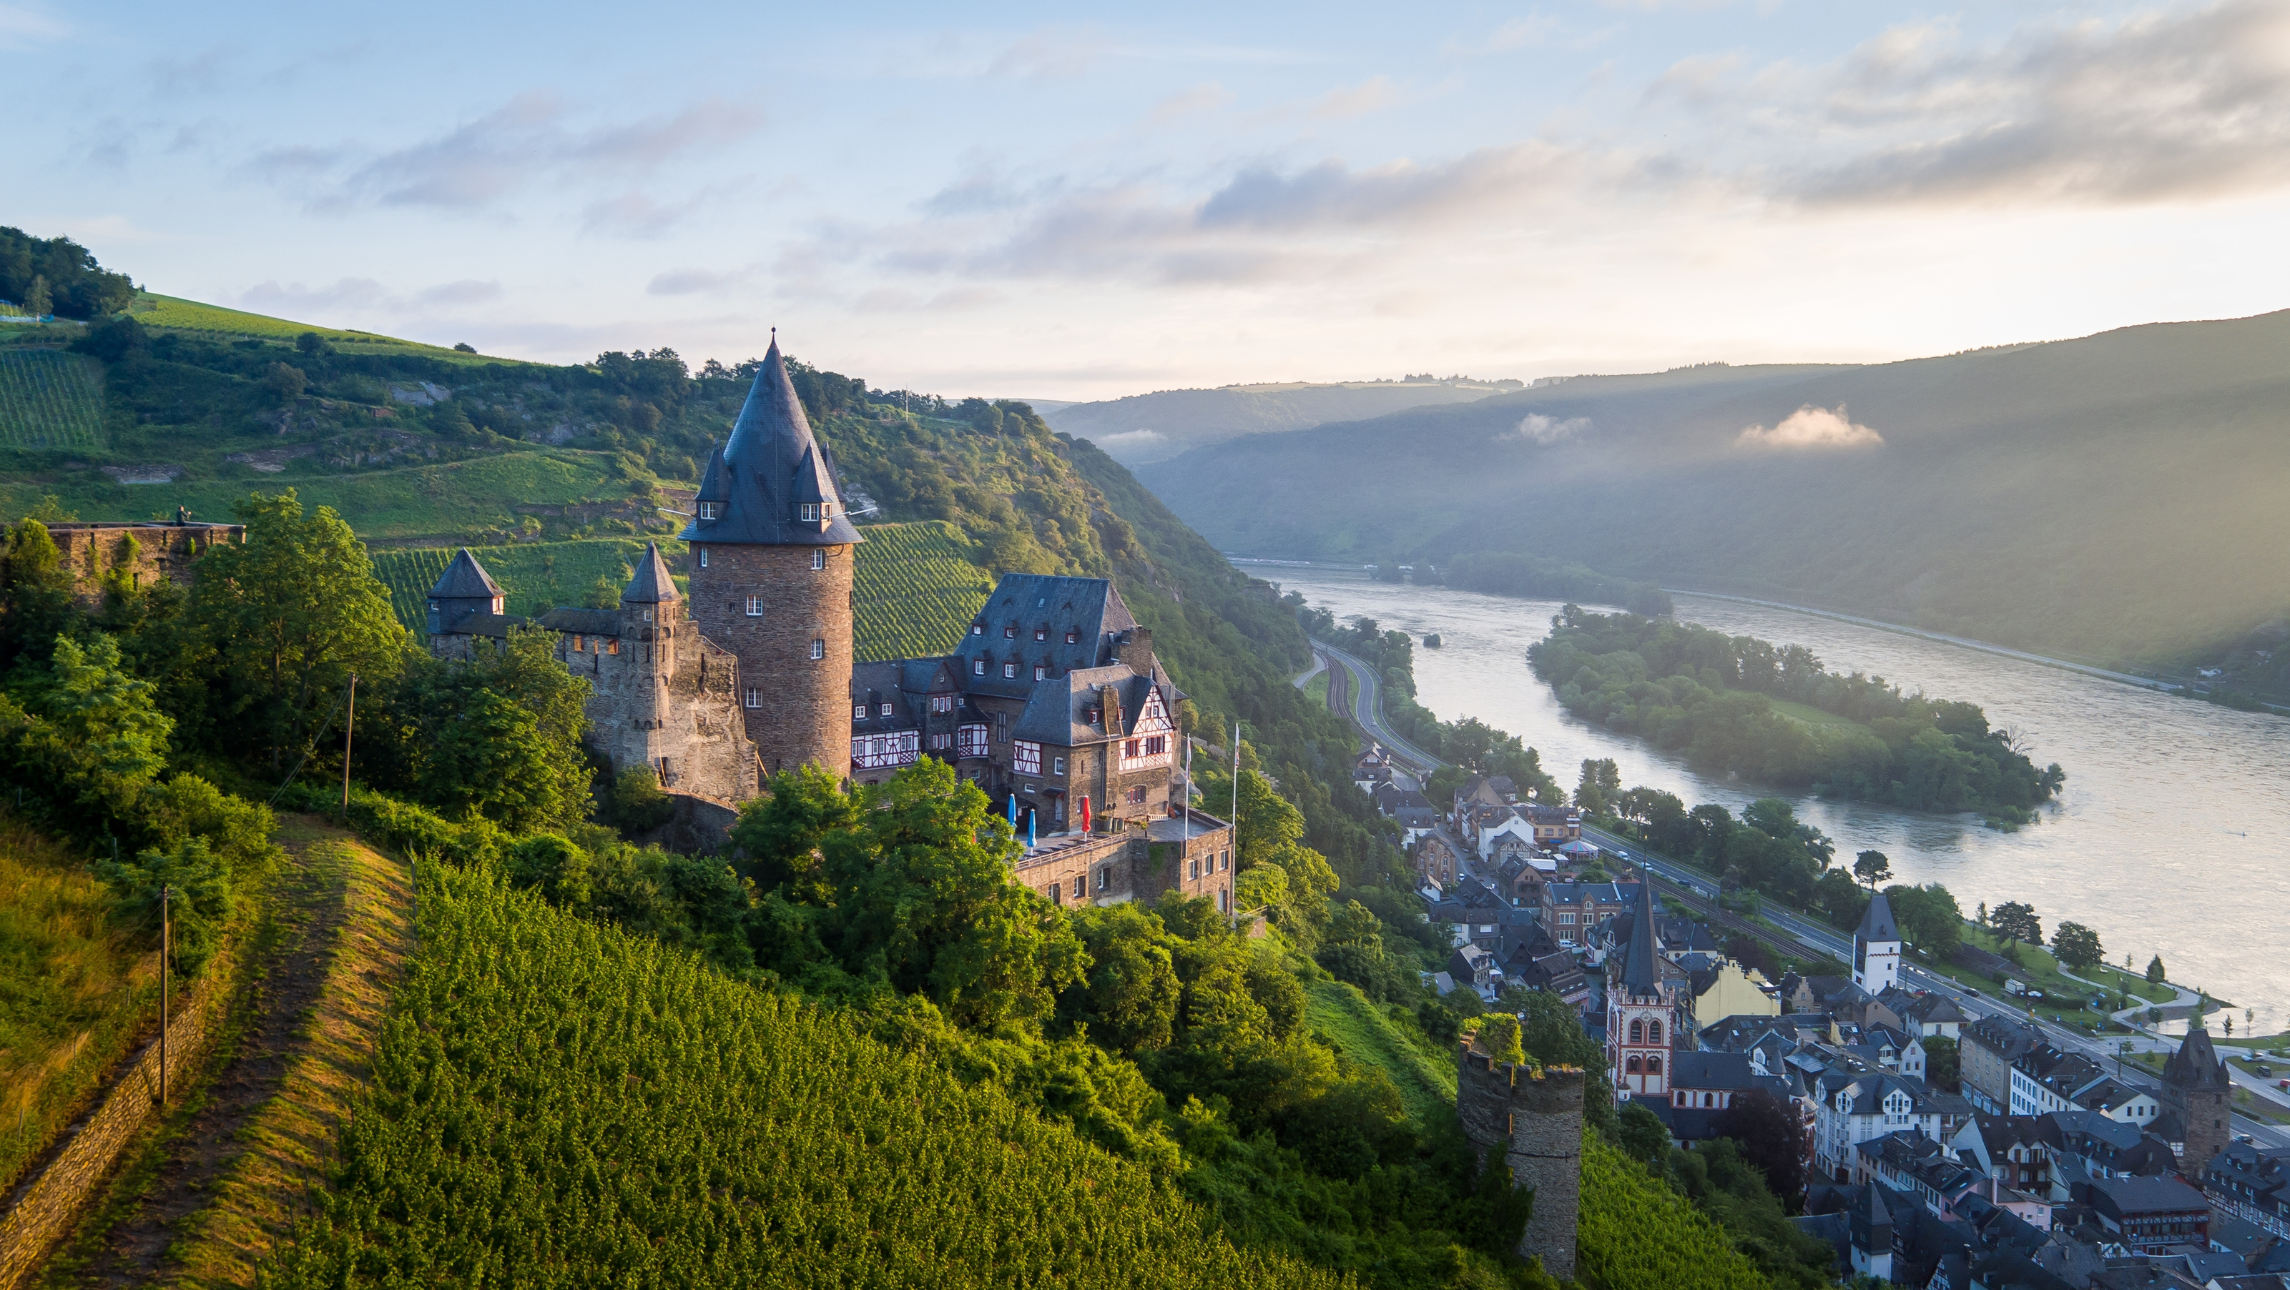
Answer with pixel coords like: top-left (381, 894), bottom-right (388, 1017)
top-left (92, 837), bottom-right (233, 977)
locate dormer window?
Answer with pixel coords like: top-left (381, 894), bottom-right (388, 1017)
top-left (491, 596), bottom-right (504, 614)
top-left (698, 501), bottom-right (720, 520)
top-left (799, 502), bottom-right (836, 522)
top-left (1033, 666), bottom-right (1046, 681)
top-left (1065, 631), bottom-right (1079, 644)
top-left (879, 702), bottom-right (893, 717)
top-left (1002, 662), bottom-right (1017, 678)
top-left (1033, 628), bottom-right (1047, 641)
top-left (1003, 626), bottom-right (1017, 638)
top-left (970, 623), bottom-right (985, 636)
top-left (853, 703), bottom-right (867, 721)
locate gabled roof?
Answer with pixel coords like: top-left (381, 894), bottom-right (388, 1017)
top-left (678, 337), bottom-right (864, 548)
top-left (429, 547), bottom-right (503, 600)
top-left (621, 542), bottom-right (681, 604)
top-left (1010, 665), bottom-right (1161, 747)
top-left (1857, 889), bottom-right (1900, 943)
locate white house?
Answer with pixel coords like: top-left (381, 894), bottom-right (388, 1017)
top-left (1815, 1071), bottom-right (1947, 1182)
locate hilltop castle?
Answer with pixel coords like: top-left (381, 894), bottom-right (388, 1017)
top-left (424, 338), bottom-right (1231, 910)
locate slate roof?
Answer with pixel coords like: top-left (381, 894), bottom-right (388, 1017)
top-left (2164, 1026), bottom-right (2235, 1093)
top-left (620, 542), bottom-right (680, 604)
top-left (1010, 666), bottom-right (1161, 748)
top-left (1669, 1050), bottom-right (1761, 1091)
top-left (679, 338), bottom-right (864, 548)
top-left (538, 606), bottom-right (620, 636)
top-left (950, 575), bottom-right (1146, 700)
top-left (1857, 889), bottom-right (1900, 943)
top-left (435, 610), bottom-right (531, 639)
top-left (1618, 879), bottom-right (1662, 995)
top-left (1963, 1015), bottom-right (2043, 1063)
top-left (429, 547), bottom-right (504, 600)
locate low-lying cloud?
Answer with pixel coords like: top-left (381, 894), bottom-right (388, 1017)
top-left (1508, 413), bottom-right (1591, 443)
top-left (1735, 405), bottom-right (1884, 450)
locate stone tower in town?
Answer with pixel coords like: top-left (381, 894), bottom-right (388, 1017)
top-left (1456, 1038), bottom-right (1584, 1280)
top-left (1854, 888), bottom-right (1901, 994)
top-left (2161, 1024), bottom-right (2234, 1171)
top-left (681, 337), bottom-right (862, 776)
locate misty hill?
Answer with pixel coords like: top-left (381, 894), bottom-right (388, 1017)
top-left (1041, 378), bottom-right (1513, 465)
top-left (1138, 311), bottom-right (2290, 669)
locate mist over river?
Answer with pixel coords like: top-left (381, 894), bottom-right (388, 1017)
top-left (1268, 568), bottom-right (2290, 1032)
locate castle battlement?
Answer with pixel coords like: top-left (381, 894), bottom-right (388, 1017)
top-left (1456, 1038), bottom-right (1585, 1280)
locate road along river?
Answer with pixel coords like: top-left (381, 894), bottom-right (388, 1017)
top-left (1266, 568), bottom-right (2290, 1033)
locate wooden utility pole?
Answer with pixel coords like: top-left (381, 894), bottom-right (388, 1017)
top-left (342, 672), bottom-right (357, 815)
top-left (159, 884), bottom-right (170, 1108)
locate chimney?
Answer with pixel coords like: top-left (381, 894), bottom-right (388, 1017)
top-left (1101, 684), bottom-right (1123, 736)
top-left (1116, 626), bottom-right (1154, 674)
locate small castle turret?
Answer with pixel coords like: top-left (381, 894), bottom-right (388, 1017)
top-left (426, 547), bottom-right (505, 635)
top-left (680, 335), bottom-right (862, 776)
top-left (1456, 1037), bottom-right (1584, 1280)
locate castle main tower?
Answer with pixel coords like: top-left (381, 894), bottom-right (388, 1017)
top-left (681, 337), bottom-right (861, 777)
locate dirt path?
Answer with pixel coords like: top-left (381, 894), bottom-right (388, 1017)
top-left (41, 816), bottom-right (411, 1289)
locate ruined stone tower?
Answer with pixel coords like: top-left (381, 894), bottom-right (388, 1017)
top-left (1456, 1038), bottom-right (1585, 1280)
top-left (680, 337), bottom-right (862, 777)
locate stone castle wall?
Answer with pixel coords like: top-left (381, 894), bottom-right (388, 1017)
top-left (1456, 1045), bottom-right (1585, 1280)
top-left (688, 542), bottom-right (853, 776)
top-left (42, 522), bottom-right (242, 608)
top-left (0, 966), bottom-right (229, 1290)
top-left (558, 604), bottom-right (757, 806)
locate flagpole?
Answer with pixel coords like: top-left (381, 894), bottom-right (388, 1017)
top-left (1231, 721), bottom-right (1240, 871)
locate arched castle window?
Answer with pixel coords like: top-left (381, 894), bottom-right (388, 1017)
top-left (1646, 1056), bottom-right (1662, 1076)
top-left (1626, 1056), bottom-right (1642, 1074)
top-left (1628, 1020), bottom-right (1644, 1044)
top-left (1648, 1021), bottom-right (1663, 1045)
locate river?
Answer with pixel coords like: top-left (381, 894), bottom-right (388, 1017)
top-left (1266, 568), bottom-right (2290, 1033)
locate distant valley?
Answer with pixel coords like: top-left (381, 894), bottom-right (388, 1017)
top-left (1036, 377), bottom-right (1514, 464)
top-left (1128, 312), bottom-right (2290, 678)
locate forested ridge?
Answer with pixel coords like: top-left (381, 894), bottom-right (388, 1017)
top-left (1530, 605), bottom-right (2065, 823)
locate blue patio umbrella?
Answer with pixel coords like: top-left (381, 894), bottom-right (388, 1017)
top-left (1027, 810), bottom-right (1036, 849)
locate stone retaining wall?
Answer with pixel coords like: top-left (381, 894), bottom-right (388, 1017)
top-left (0, 971), bottom-right (226, 1290)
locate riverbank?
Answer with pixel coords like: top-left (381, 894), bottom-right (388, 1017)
top-left (1277, 569), bottom-right (2290, 1034)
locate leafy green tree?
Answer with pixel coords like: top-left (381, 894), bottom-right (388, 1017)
top-left (93, 837), bottom-right (233, 977)
top-left (185, 490), bottom-right (406, 769)
top-left (3, 633), bottom-right (174, 832)
top-left (2052, 921), bottom-right (2103, 971)
top-left (393, 628), bottom-right (591, 832)
top-left (1991, 900), bottom-right (2042, 946)
top-left (1710, 1088), bottom-right (1807, 1208)
top-left (506, 832), bottom-right (594, 908)
top-left (1617, 1101), bottom-right (1670, 1166)
top-left (821, 759), bottom-right (1087, 1027)
top-left (146, 772), bottom-right (277, 874)
top-left (2147, 954), bottom-right (2167, 984)
top-left (1061, 903), bottom-right (1182, 1055)
top-left (599, 764), bottom-right (674, 833)
top-left (1852, 849), bottom-right (1892, 889)
top-left (25, 274), bottom-right (50, 318)
top-left (1883, 882), bottom-right (1963, 960)
top-left (1, 518), bottom-right (76, 669)
top-left (263, 361), bottom-right (308, 403)
top-left (731, 763), bottom-right (859, 894)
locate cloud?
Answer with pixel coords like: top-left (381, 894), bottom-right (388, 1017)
top-left (271, 92), bottom-right (763, 217)
top-left (0, 3), bottom-right (66, 49)
top-left (1507, 413), bottom-right (1592, 443)
top-left (1148, 82), bottom-right (1233, 124)
top-left (1091, 428), bottom-right (1168, 453)
top-left (1311, 75), bottom-right (1396, 120)
top-left (239, 278), bottom-right (388, 314)
top-left (1198, 142), bottom-right (1582, 231)
top-left (1735, 405), bottom-right (1883, 450)
top-left (987, 25), bottom-right (1109, 80)
top-left (648, 268), bottom-right (746, 296)
top-left (1732, 1), bottom-right (2290, 208)
top-left (414, 279), bottom-right (502, 306)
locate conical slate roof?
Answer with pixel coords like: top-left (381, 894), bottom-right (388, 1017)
top-left (678, 336), bottom-right (863, 548)
top-left (2165, 1025), bottom-right (2234, 1092)
top-left (621, 542), bottom-right (680, 605)
top-left (428, 548), bottom-right (502, 599)
top-left (1857, 889), bottom-right (1900, 944)
top-left (1620, 879), bottom-right (1662, 995)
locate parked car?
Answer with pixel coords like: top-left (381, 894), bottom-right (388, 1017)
top-left (2277, 1078), bottom-right (2289, 1091)
top-left (2255, 1063), bottom-right (2275, 1077)
top-left (2026, 989), bottom-right (2046, 1000)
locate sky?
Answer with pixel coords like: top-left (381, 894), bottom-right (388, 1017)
top-left (7, 0), bottom-right (2290, 399)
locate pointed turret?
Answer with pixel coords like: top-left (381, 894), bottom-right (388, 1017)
top-left (425, 547), bottom-right (504, 634)
top-left (679, 336), bottom-right (862, 547)
top-left (1856, 890), bottom-right (1900, 943)
top-left (621, 542), bottom-right (681, 605)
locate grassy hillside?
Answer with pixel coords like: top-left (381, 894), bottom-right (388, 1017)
top-left (261, 862), bottom-right (1342, 1290)
top-left (1139, 311), bottom-right (2290, 670)
top-left (1043, 379), bottom-right (1511, 466)
top-left (129, 292), bottom-right (518, 367)
top-left (1578, 1135), bottom-right (1771, 1290)
top-left (0, 815), bottom-right (157, 1195)
top-left (367, 522), bottom-right (996, 662)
